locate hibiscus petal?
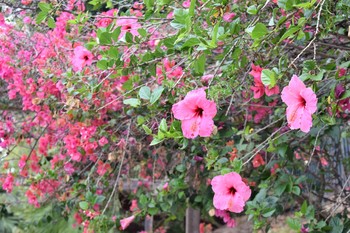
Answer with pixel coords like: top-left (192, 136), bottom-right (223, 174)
top-left (299, 109), bottom-right (313, 133)
top-left (213, 193), bottom-right (229, 210)
top-left (286, 104), bottom-right (303, 130)
top-left (181, 117), bottom-right (201, 139)
top-left (227, 193), bottom-right (245, 213)
top-left (172, 101), bottom-right (196, 120)
top-left (198, 117), bottom-right (214, 137)
top-left (211, 175), bottom-right (228, 194)
top-left (300, 87), bottom-right (317, 114)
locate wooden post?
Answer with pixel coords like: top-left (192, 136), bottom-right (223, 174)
top-left (186, 207), bottom-right (200, 233)
top-left (144, 215), bottom-right (153, 233)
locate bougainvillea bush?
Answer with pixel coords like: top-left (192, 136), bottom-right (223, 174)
top-left (1, 0), bottom-right (350, 232)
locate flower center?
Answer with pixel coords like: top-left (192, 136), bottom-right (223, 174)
top-left (299, 96), bottom-right (306, 107)
top-left (194, 107), bottom-right (203, 117)
top-left (125, 25), bottom-right (132, 31)
top-left (228, 186), bottom-right (236, 195)
top-left (83, 55), bottom-right (89, 61)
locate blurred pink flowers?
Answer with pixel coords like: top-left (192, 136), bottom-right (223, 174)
top-left (211, 172), bottom-right (251, 213)
top-left (281, 75), bottom-right (318, 133)
top-left (172, 88), bottom-right (217, 139)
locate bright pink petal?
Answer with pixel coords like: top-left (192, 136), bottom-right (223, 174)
top-left (265, 85), bottom-right (279, 96)
top-left (211, 175), bottom-right (227, 194)
top-left (226, 193), bottom-right (245, 213)
top-left (251, 86), bottom-right (264, 99)
top-left (172, 100), bottom-right (196, 120)
top-left (300, 88), bottom-right (317, 114)
top-left (286, 103), bottom-right (302, 129)
top-left (181, 117), bottom-right (201, 139)
top-left (213, 193), bottom-right (229, 210)
top-left (198, 117), bottom-right (214, 137)
top-left (120, 215), bottom-right (135, 230)
top-left (299, 108), bottom-right (313, 133)
top-left (198, 99), bottom-right (217, 118)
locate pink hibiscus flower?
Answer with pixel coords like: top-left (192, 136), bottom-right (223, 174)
top-left (116, 17), bottom-right (141, 39)
top-left (281, 75), bottom-right (318, 133)
top-left (211, 172), bottom-right (251, 213)
top-left (120, 215), bottom-right (135, 230)
top-left (71, 46), bottom-right (93, 72)
top-left (172, 88), bottom-right (217, 139)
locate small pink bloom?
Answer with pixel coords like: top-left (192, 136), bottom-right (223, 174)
top-left (320, 157), bottom-right (329, 167)
top-left (98, 137), bottom-right (108, 147)
top-left (120, 215), bottom-right (135, 230)
top-left (172, 88), bottom-right (217, 139)
top-left (223, 13), bottom-right (236, 22)
top-left (338, 67), bottom-right (347, 77)
top-left (281, 75), bottom-right (318, 133)
top-left (21, 0), bottom-right (32, 5)
top-left (211, 172), bottom-right (251, 213)
top-left (116, 17), bottom-right (141, 38)
top-left (182, 0), bottom-right (191, 8)
top-left (72, 46), bottom-right (93, 72)
top-left (252, 154), bottom-right (265, 168)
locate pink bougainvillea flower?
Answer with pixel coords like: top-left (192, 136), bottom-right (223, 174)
top-left (116, 17), bottom-right (141, 38)
top-left (172, 88), bottom-right (217, 139)
top-left (211, 172), bottom-right (251, 213)
top-left (281, 75), bottom-right (318, 133)
top-left (71, 46), bottom-right (93, 72)
top-left (120, 215), bottom-right (135, 230)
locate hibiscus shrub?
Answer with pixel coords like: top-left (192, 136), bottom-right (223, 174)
top-left (1, 0), bottom-right (350, 232)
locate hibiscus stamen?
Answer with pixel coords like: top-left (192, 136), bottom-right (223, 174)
top-left (228, 186), bottom-right (236, 195)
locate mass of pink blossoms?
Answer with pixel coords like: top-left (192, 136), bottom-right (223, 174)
top-left (172, 88), bottom-right (217, 139)
top-left (281, 75), bottom-right (318, 133)
top-left (211, 172), bottom-right (251, 213)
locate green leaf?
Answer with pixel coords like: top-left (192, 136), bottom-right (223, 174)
top-left (99, 32), bottom-right (112, 45)
top-left (142, 125), bottom-right (152, 135)
top-left (278, 0), bottom-right (295, 11)
top-left (181, 38), bottom-right (201, 48)
top-left (189, 0), bottom-right (196, 17)
top-left (159, 119), bottom-right (167, 132)
top-left (137, 28), bottom-right (147, 37)
top-left (287, 217), bottom-right (302, 231)
top-left (150, 137), bottom-right (163, 146)
top-left (210, 21), bottom-right (220, 47)
top-left (47, 16), bottom-right (56, 29)
top-left (79, 201), bottom-right (89, 210)
top-left (38, 2), bottom-right (51, 12)
top-left (292, 186), bottom-right (301, 195)
top-left (247, 5), bottom-right (258, 15)
top-left (125, 32), bottom-right (133, 43)
top-left (262, 209), bottom-right (276, 218)
top-left (279, 26), bottom-right (300, 42)
top-left (301, 201), bottom-right (307, 215)
top-left (261, 69), bottom-right (276, 87)
top-left (96, 60), bottom-right (108, 70)
top-left (251, 23), bottom-right (268, 40)
top-left (150, 86), bottom-right (164, 105)
top-left (310, 70), bottom-right (325, 81)
top-left (193, 54), bottom-right (206, 75)
top-left (36, 12), bottom-right (47, 24)
top-left (123, 98), bottom-right (141, 107)
top-left (139, 86), bottom-right (151, 100)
